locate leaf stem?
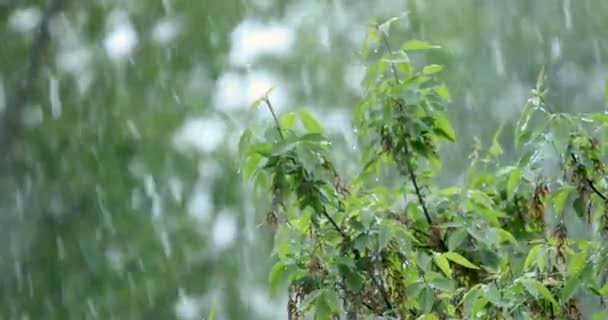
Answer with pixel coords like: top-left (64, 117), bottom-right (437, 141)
top-left (570, 153), bottom-right (608, 202)
top-left (263, 98), bottom-right (285, 140)
top-left (379, 28), bottom-right (447, 251)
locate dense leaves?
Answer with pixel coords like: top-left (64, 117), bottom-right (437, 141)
top-left (241, 17), bottom-right (608, 320)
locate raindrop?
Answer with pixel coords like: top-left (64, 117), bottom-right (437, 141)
top-left (145, 280), bottom-right (153, 305)
top-left (550, 37), bottom-right (561, 61)
top-left (56, 236), bottom-right (65, 260)
top-left (593, 39), bottom-right (601, 65)
top-left (168, 176), bottom-right (183, 202)
top-left (319, 24), bottom-right (330, 48)
top-left (49, 76), bottom-right (62, 118)
top-left (172, 89), bottom-right (182, 104)
top-left (159, 230), bottom-right (172, 257)
top-left (563, 0), bottom-right (572, 31)
top-left (0, 76), bottom-right (5, 113)
top-left (14, 260), bottom-right (22, 292)
top-left (491, 38), bottom-right (505, 77)
top-left (87, 299), bottom-right (99, 319)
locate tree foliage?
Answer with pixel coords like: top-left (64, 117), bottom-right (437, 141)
top-left (240, 17), bottom-right (608, 320)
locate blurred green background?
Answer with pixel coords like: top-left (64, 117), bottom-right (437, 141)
top-left (1, 0), bottom-right (607, 318)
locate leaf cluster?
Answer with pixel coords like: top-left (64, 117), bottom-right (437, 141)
top-left (240, 17), bottom-right (608, 320)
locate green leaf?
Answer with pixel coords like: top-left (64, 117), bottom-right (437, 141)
top-left (378, 15), bottom-right (405, 36)
top-left (567, 249), bottom-right (587, 278)
top-left (402, 40), bottom-right (441, 51)
top-left (434, 84), bottom-right (452, 102)
top-left (268, 261), bottom-right (287, 297)
top-left (461, 285), bottom-right (481, 318)
top-left (552, 185), bottom-right (575, 214)
top-left (524, 244), bottom-right (543, 271)
top-left (433, 114), bottom-right (456, 142)
top-left (593, 312), bottom-right (608, 320)
top-left (488, 124), bottom-right (504, 157)
top-left (377, 224), bottom-right (394, 250)
top-left (514, 103), bottom-right (535, 147)
top-left (298, 111), bottom-right (324, 134)
top-left (483, 283), bottom-right (503, 307)
top-left (573, 197), bottom-right (586, 219)
top-left (433, 252), bottom-right (452, 278)
top-left (238, 129), bottom-right (252, 155)
top-left (591, 113), bottom-right (608, 124)
top-left (521, 278), bottom-right (558, 307)
top-left (443, 252), bottom-right (480, 270)
top-left (207, 305), bottom-right (217, 320)
top-left (338, 263), bottom-right (364, 293)
top-left (560, 276), bottom-right (580, 301)
top-left (429, 276), bottom-right (455, 293)
top-left (447, 229), bottom-right (468, 251)
top-left (271, 139), bottom-right (300, 155)
top-left (279, 112), bottom-right (296, 130)
top-left (423, 64), bottom-right (443, 75)
top-left (507, 167), bottom-right (520, 199)
top-left (535, 66), bottom-right (545, 93)
top-left (243, 153), bottom-right (262, 179)
top-left (495, 228), bottom-right (518, 245)
top-left (417, 314), bottom-right (439, 320)
top-left (420, 287), bottom-right (435, 314)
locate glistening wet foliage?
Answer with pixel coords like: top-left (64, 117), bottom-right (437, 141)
top-left (1, 0), bottom-right (608, 319)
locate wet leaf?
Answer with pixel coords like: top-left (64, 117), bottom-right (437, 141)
top-left (524, 244), bottom-right (543, 271)
top-left (402, 40), bottom-right (441, 51)
top-left (423, 64), bottom-right (444, 75)
top-left (433, 252), bottom-right (452, 278)
top-left (443, 252), bottom-right (480, 269)
top-left (279, 112), bottom-right (296, 130)
top-left (298, 111), bottom-right (324, 134)
top-left (507, 167), bottom-right (520, 199)
top-left (552, 186), bottom-right (574, 214)
top-left (433, 113), bottom-right (456, 142)
top-left (268, 261), bottom-right (287, 297)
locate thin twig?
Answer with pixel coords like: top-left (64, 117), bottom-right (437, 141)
top-left (263, 98), bottom-right (284, 140)
top-left (379, 28), bottom-right (447, 250)
top-left (570, 153), bottom-right (608, 202)
top-left (0, 0), bottom-right (65, 164)
top-left (263, 96), bottom-right (394, 314)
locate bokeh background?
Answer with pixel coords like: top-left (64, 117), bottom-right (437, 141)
top-left (1, 0), bottom-right (607, 319)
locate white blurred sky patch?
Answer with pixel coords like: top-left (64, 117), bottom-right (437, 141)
top-left (151, 17), bottom-right (181, 45)
top-left (103, 11), bottom-right (138, 61)
top-left (173, 116), bottom-right (227, 154)
top-left (213, 70), bottom-right (287, 112)
top-left (175, 289), bottom-right (200, 320)
top-left (229, 20), bottom-right (294, 66)
top-left (8, 6), bottom-right (41, 33)
top-left (212, 209), bottom-right (237, 251)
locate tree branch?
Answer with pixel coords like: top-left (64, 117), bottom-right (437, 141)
top-left (379, 28), bottom-right (447, 251)
top-left (0, 0), bottom-right (65, 164)
top-left (570, 153), bottom-right (608, 202)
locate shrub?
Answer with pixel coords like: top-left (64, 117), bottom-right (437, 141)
top-left (239, 17), bottom-right (608, 320)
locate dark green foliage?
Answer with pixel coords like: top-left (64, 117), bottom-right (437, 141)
top-left (240, 17), bottom-right (608, 320)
